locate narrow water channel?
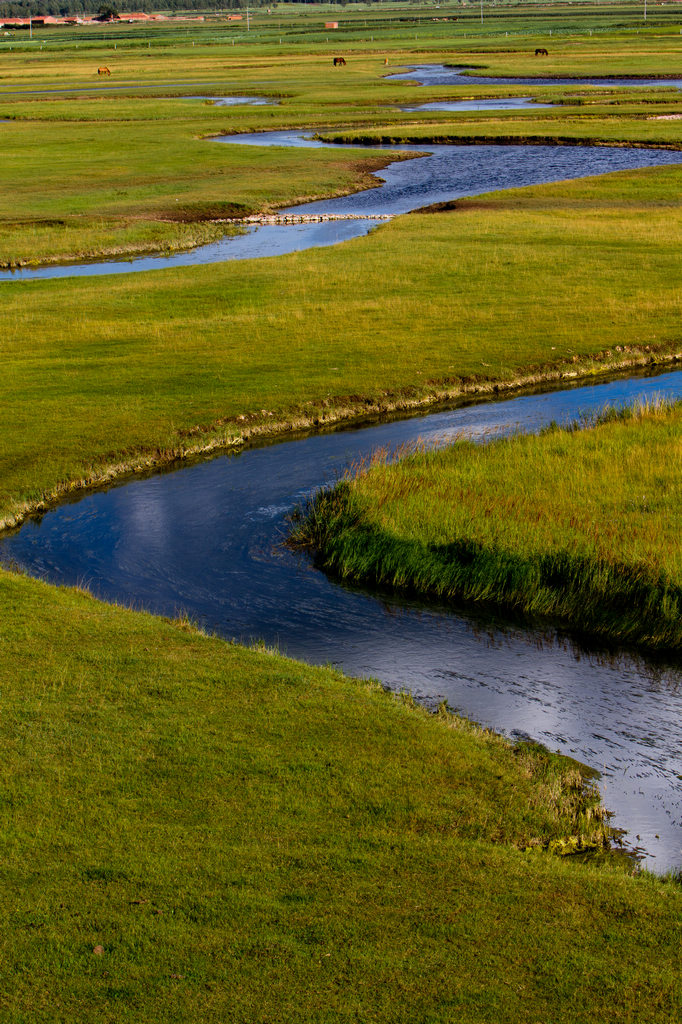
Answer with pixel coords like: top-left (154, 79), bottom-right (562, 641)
top-left (186, 96), bottom-right (277, 106)
top-left (400, 97), bottom-right (556, 111)
top-left (3, 80), bottom-right (681, 870)
top-left (387, 64), bottom-right (682, 90)
top-left (2, 132), bottom-right (682, 281)
top-left (3, 370), bottom-right (682, 872)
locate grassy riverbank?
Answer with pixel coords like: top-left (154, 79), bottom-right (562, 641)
top-left (0, 113), bottom-right (398, 266)
top-left (0, 567), bottom-right (680, 1022)
top-left (2, 13), bottom-right (682, 265)
top-left (5, 87), bottom-right (682, 267)
top-left (2, 163), bottom-right (682, 529)
top-left (293, 402), bottom-right (682, 651)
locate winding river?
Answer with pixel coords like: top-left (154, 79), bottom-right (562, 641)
top-left (2, 76), bottom-right (681, 871)
top-left (3, 127), bottom-right (682, 280)
top-left (2, 371), bottom-right (682, 871)
top-left (388, 64), bottom-right (682, 90)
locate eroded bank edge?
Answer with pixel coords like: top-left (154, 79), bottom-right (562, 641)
top-left (2, 344), bottom-right (680, 535)
top-left (0, 149), bottom-right (399, 270)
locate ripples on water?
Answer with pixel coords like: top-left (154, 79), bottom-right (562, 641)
top-left (2, 76), bottom-right (682, 869)
top-left (3, 371), bottom-right (682, 872)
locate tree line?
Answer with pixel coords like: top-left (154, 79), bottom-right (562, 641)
top-left (0, 0), bottom-right (270, 20)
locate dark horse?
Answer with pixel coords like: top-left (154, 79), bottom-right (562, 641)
top-left (535, 48), bottom-right (548, 56)
top-left (332, 57), bottom-right (346, 67)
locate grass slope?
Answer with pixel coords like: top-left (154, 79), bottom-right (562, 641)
top-left (1, 17), bottom-right (681, 1019)
top-left (293, 403), bottom-right (682, 650)
top-left (0, 568), bottom-right (680, 1022)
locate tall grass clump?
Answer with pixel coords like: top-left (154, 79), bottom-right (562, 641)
top-left (291, 401), bottom-right (682, 651)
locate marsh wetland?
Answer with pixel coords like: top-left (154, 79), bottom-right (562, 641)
top-left (1, 9), bottom-right (682, 1019)
top-left (3, 129), bottom-right (682, 280)
top-left (3, 97), bottom-right (682, 863)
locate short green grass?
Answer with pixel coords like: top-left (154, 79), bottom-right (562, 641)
top-left (0, 567), bottom-right (680, 1023)
top-left (293, 402), bottom-right (682, 650)
top-left (2, 164), bottom-right (682, 527)
top-left (0, 113), bottom-right (397, 265)
top-left (1, 10), bottom-right (682, 264)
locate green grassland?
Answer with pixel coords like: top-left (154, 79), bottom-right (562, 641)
top-left (5, 78), bottom-right (682, 265)
top-left (1, 8), bottom-right (682, 1019)
top-left (293, 401), bottom-right (682, 650)
top-left (1, 568), bottom-right (680, 1022)
top-left (2, 164), bottom-right (682, 529)
top-left (1, 7), bottom-right (682, 263)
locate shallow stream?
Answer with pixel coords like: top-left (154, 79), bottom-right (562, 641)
top-left (3, 371), bottom-right (682, 872)
top-left (388, 64), bottom-right (682, 90)
top-left (2, 129), bottom-right (682, 281)
top-left (401, 96), bottom-right (556, 111)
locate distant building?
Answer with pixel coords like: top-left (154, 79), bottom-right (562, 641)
top-left (325, 22), bottom-right (339, 29)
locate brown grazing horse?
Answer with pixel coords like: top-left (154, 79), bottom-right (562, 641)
top-left (332, 57), bottom-right (346, 67)
top-left (535, 48), bottom-right (548, 56)
top-left (97, 66), bottom-right (111, 75)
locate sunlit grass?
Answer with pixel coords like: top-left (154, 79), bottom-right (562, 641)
top-left (295, 401), bottom-right (682, 649)
top-left (1, 16), bottom-right (682, 265)
top-left (0, 566), bottom-right (680, 1021)
top-left (0, 218), bottom-right (239, 268)
top-left (1, 11), bottom-right (682, 1019)
top-left (2, 163), bottom-right (681, 524)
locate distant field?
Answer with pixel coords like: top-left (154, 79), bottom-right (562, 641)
top-left (1, 6), bottom-right (681, 264)
top-left (3, 163), bottom-right (682, 529)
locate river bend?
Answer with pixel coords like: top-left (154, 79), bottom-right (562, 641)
top-left (2, 84), bottom-right (681, 871)
top-left (2, 132), bottom-right (682, 280)
top-left (2, 371), bottom-right (682, 872)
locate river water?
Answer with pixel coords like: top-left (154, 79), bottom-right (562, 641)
top-left (2, 83), bottom-right (681, 870)
top-left (187, 96), bottom-right (277, 106)
top-left (401, 97), bottom-right (556, 111)
top-left (2, 132), bottom-right (682, 281)
top-left (388, 64), bottom-right (682, 90)
top-left (2, 371), bottom-right (682, 872)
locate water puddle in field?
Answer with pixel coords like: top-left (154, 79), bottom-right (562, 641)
top-left (2, 132), bottom-right (682, 281)
top-left (400, 96), bottom-right (556, 111)
top-left (3, 368), bottom-right (682, 872)
top-left (185, 95), bottom-right (277, 106)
